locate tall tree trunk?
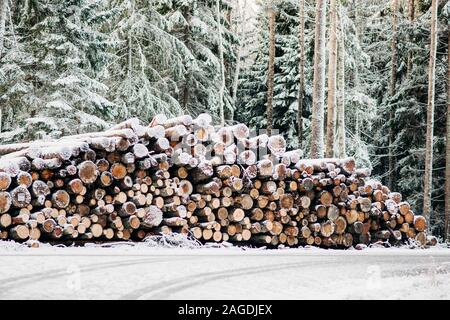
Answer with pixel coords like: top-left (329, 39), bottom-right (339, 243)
top-left (0, 0), bottom-right (6, 59)
top-left (297, 0), bottom-right (305, 148)
top-left (388, 0), bottom-right (399, 191)
top-left (337, 5), bottom-right (346, 158)
top-left (182, 11), bottom-right (191, 110)
top-left (350, 0), bottom-right (364, 141)
top-left (406, 0), bottom-right (415, 78)
top-left (127, 0), bottom-right (135, 78)
top-left (354, 0), bottom-right (362, 41)
top-left (445, 28), bottom-right (450, 241)
top-left (423, 0), bottom-right (438, 225)
top-left (310, 0), bottom-right (327, 159)
top-left (0, 0), bottom-right (6, 133)
top-left (325, 0), bottom-right (338, 158)
top-left (266, 6), bottom-right (276, 135)
top-left (352, 0), bottom-right (361, 140)
top-left (216, 0), bottom-right (225, 126)
top-left (232, 0), bottom-right (246, 120)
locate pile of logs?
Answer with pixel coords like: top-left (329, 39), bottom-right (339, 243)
top-left (0, 114), bottom-right (434, 248)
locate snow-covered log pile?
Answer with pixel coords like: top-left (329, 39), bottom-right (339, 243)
top-left (0, 114), bottom-right (435, 248)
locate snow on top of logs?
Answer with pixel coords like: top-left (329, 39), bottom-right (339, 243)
top-left (0, 113), bottom-right (364, 177)
top-left (295, 157), bottom-right (357, 175)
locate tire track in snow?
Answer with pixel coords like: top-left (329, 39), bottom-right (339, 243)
top-left (0, 256), bottom-right (198, 298)
top-left (121, 258), bottom-right (340, 300)
top-left (139, 258), bottom-right (450, 300)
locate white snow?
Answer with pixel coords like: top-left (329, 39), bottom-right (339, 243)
top-left (0, 241), bottom-right (449, 300)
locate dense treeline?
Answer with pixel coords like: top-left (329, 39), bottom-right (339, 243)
top-left (0, 0), bottom-right (449, 239)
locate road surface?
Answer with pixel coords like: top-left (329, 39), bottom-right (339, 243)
top-left (0, 243), bottom-right (449, 299)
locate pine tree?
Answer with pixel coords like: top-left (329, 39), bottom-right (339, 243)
top-left (160, 0), bottom-right (236, 122)
top-left (1, 0), bottom-right (115, 142)
top-left (105, 0), bottom-right (189, 122)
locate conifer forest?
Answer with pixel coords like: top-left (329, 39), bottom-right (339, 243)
top-left (0, 0), bottom-right (449, 240)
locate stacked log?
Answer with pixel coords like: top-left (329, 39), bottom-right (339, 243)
top-left (0, 114), bottom-right (435, 248)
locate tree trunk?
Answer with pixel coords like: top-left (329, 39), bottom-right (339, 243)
top-left (232, 0), bottom-right (246, 119)
top-left (337, 4), bottom-right (346, 158)
top-left (0, 0), bottom-right (6, 133)
top-left (352, 0), bottom-right (361, 140)
top-left (388, 0), bottom-right (399, 191)
top-left (0, 0), bottom-right (6, 58)
top-left (354, 0), bottom-right (362, 41)
top-left (127, 0), bottom-right (135, 78)
top-left (310, 0), bottom-right (327, 158)
top-left (182, 11), bottom-right (191, 110)
top-left (444, 28), bottom-right (449, 240)
top-left (266, 6), bottom-right (276, 135)
top-left (297, 0), bottom-right (305, 148)
top-left (325, 0), bottom-right (338, 158)
top-left (406, 0), bottom-right (415, 78)
top-left (423, 0), bottom-right (438, 226)
top-left (216, 0), bottom-right (225, 126)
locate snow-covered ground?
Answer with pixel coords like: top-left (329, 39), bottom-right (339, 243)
top-left (0, 242), bottom-right (449, 300)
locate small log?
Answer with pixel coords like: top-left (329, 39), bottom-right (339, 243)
top-left (0, 172), bottom-right (12, 191)
top-left (414, 216), bottom-right (427, 232)
top-left (0, 191), bottom-right (12, 214)
top-left (319, 191), bottom-right (333, 206)
top-left (10, 186), bottom-right (31, 208)
top-left (238, 150), bottom-right (256, 166)
top-left (141, 205), bottom-right (163, 228)
top-left (190, 161), bottom-right (214, 183)
top-left (10, 225), bottom-right (30, 240)
top-left (78, 161), bottom-right (98, 184)
top-left (267, 135), bottom-right (286, 157)
top-left (162, 115), bottom-right (193, 128)
top-left (345, 209), bottom-right (358, 225)
top-left (119, 202), bottom-right (137, 217)
top-left (51, 190), bottom-right (70, 209)
top-left (110, 163), bottom-right (127, 180)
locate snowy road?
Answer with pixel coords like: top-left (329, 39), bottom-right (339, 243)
top-left (1, 244), bottom-right (450, 300)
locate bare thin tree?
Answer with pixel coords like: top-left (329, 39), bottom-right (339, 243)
top-left (310, 0), bottom-right (327, 158)
top-left (232, 0), bottom-right (247, 119)
top-left (388, 0), bottom-right (399, 191)
top-left (0, 0), bottom-right (7, 133)
top-left (325, 0), bottom-right (338, 158)
top-left (423, 0), bottom-right (438, 225)
top-left (127, 0), bottom-right (135, 78)
top-left (444, 28), bottom-right (449, 240)
top-left (266, 5), bottom-right (276, 135)
top-left (0, 0), bottom-right (6, 59)
top-left (337, 4), bottom-right (346, 158)
top-left (297, 0), bottom-right (305, 148)
top-left (216, 0), bottom-right (225, 126)
top-left (406, 0), bottom-right (415, 78)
